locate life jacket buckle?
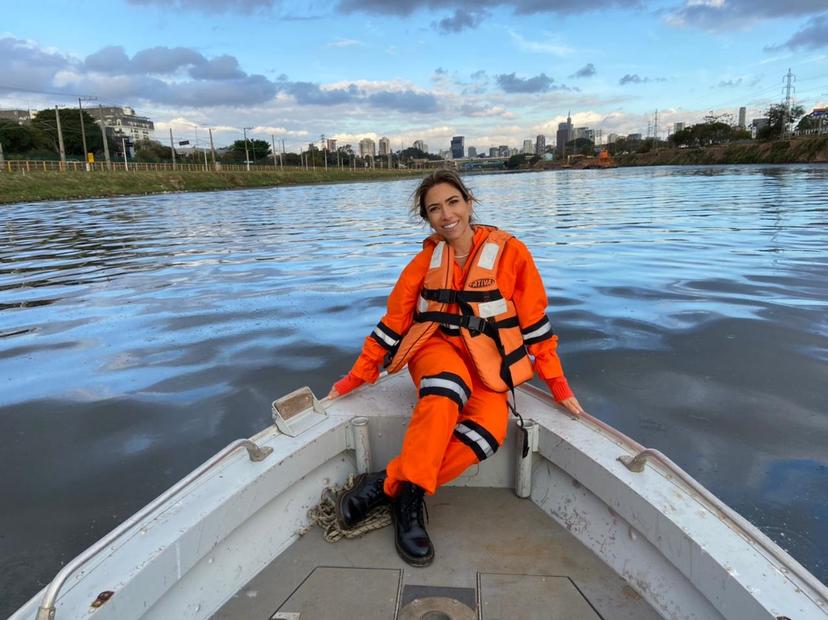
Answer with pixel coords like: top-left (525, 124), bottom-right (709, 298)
top-left (465, 315), bottom-right (488, 335)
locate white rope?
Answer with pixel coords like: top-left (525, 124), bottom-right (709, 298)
top-left (307, 474), bottom-right (392, 542)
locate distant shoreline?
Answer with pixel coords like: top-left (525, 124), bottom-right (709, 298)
top-left (0, 168), bottom-right (425, 205)
top-left (547, 136), bottom-right (828, 170)
top-left (2, 136), bottom-right (826, 205)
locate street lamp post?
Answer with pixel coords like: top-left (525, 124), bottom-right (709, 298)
top-left (243, 127), bottom-right (253, 171)
top-left (78, 96), bottom-right (97, 171)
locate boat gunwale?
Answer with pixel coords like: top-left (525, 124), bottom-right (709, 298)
top-left (518, 381), bottom-right (828, 608)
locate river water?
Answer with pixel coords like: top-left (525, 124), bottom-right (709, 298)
top-left (1, 165), bottom-right (827, 613)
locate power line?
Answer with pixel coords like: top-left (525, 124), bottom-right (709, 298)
top-left (0, 84), bottom-right (96, 99)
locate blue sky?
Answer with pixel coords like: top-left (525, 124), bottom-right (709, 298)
top-left (2, 0), bottom-right (827, 151)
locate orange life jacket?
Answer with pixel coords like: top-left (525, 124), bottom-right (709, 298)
top-left (386, 227), bottom-right (534, 393)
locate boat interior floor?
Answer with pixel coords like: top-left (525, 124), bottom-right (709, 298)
top-left (213, 486), bottom-right (660, 620)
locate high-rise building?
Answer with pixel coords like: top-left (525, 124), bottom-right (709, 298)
top-left (326, 139), bottom-right (337, 151)
top-left (96, 106), bottom-right (155, 143)
top-left (738, 107), bottom-right (746, 129)
top-left (556, 111), bottom-right (573, 155)
top-left (535, 134), bottom-right (546, 155)
top-left (450, 136), bottom-right (465, 159)
top-left (359, 138), bottom-right (376, 158)
top-left (378, 137), bottom-right (390, 156)
top-left (489, 147), bottom-right (499, 157)
top-left (468, 146), bottom-right (477, 158)
top-left (413, 140), bottom-right (427, 153)
top-left (607, 133), bottom-right (619, 144)
top-left (523, 139), bottom-right (534, 154)
top-left (573, 127), bottom-right (595, 142)
top-left (674, 122), bottom-right (685, 133)
top-left (498, 145), bottom-right (509, 157)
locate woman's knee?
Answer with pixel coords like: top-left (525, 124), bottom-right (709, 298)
top-left (418, 371), bottom-right (472, 411)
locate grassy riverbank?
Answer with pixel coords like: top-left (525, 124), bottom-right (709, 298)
top-left (0, 167), bottom-right (426, 205)
top-left (614, 136), bottom-right (828, 167)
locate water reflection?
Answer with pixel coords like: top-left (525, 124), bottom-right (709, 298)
top-left (1, 165), bottom-right (827, 614)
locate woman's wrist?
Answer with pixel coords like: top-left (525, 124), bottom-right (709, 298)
top-left (334, 372), bottom-right (365, 396)
top-left (545, 376), bottom-right (573, 402)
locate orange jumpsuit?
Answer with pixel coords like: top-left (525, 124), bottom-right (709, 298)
top-left (347, 226), bottom-right (567, 498)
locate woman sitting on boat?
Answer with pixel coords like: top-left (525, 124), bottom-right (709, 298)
top-left (327, 168), bottom-right (584, 566)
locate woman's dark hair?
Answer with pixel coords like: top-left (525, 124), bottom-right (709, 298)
top-left (411, 168), bottom-right (477, 221)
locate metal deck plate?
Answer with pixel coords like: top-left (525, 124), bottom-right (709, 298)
top-left (479, 573), bottom-right (601, 619)
top-left (271, 567), bottom-right (400, 620)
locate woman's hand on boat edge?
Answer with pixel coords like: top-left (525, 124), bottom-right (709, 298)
top-left (327, 372), bottom-right (365, 400)
top-left (559, 396), bottom-right (586, 417)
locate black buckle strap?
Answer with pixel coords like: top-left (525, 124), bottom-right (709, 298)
top-left (415, 311), bottom-right (493, 336)
top-left (421, 288), bottom-right (504, 304)
top-left (421, 288), bottom-right (457, 304)
top-left (465, 315), bottom-right (488, 334)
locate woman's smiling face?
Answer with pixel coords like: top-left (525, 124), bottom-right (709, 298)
top-left (423, 182), bottom-right (474, 244)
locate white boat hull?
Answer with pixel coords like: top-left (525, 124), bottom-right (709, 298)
top-left (11, 371), bottom-right (828, 619)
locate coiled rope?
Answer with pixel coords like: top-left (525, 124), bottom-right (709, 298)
top-left (307, 474), bottom-right (392, 542)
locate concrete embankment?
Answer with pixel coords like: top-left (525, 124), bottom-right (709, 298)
top-left (614, 136), bottom-right (828, 167)
top-left (0, 168), bottom-right (425, 205)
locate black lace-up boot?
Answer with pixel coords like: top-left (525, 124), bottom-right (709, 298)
top-left (392, 482), bottom-right (434, 566)
top-left (335, 470), bottom-right (389, 529)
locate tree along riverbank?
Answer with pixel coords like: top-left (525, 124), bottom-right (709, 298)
top-left (0, 167), bottom-right (426, 205)
top-left (613, 136), bottom-right (828, 167)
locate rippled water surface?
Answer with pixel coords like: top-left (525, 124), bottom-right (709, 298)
top-left (2, 165), bottom-right (827, 613)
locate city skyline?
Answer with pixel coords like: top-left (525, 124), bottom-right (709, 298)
top-left (2, 1), bottom-right (827, 152)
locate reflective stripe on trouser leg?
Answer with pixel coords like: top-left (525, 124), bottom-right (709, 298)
top-left (419, 371), bottom-right (471, 410)
top-left (453, 419), bottom-right (499, 461)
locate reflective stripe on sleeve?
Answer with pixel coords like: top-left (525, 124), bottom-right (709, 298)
top-left (454, 419), bottom-right (499, 460)
top-left (522, 316), bottom-right (554, 345)
top-left (419, 371), bottom-right (471, 409)
top-left (370, 321), bottom-right (401, 350)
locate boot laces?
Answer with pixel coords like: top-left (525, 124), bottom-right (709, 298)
top-left (355, 475), bottom-right (385, 510)
top-left (402, 486), bottom-right (428, 528)
top-left (368, 476), bottom-right (384, 499)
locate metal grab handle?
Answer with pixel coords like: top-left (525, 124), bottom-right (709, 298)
top-left (618, 448), bottom-right (660, 472)
top-left (36, 438), bottom-right (273, 620)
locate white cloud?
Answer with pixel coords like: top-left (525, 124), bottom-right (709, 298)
top-left (333, 131), bottom-right (381, 144)
top-left (252, 125), bottom-right (310, 136)
top-left (322, 78), bottom-right (420, 93)
top-left (327, 38), bottom-right (364, 48)
top-left (508, 29), bottom-right (573, 55)
top-left (461, 103), bottom-right (515, 118)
